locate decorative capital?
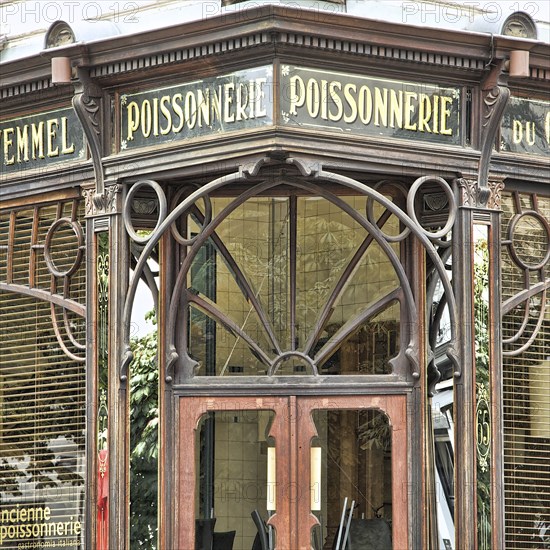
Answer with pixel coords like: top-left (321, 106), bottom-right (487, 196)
top-left (455, 178), bottom-right (478, 207)
top-left (487, 179), bottom-right (505, 210)
top-left (84, 184), bottom-right (121, 217)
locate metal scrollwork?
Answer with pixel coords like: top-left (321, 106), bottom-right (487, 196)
top-left (122, 179), bottom-right (167, 244)
top-left (476, 382), bottom-right (491, 472)
top-left (122, 155), bottom-right (459, 384)
top-left (502, 194), bottom-right (550, 356)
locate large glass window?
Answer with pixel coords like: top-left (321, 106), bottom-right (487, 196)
top-left (0, 201), bottom-right (86, 550)
top-left (186, 194), bottom-right (402, 378)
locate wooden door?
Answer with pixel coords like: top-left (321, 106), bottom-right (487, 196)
top-left (177, 394), bottom-right (408, 550)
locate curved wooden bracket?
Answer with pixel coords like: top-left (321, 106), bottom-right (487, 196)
top-left (72, 67), bottom-right (105, 211)
top-left (478, 60), bottom-right (510, 206)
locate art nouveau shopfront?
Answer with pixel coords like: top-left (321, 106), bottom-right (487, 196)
top-left (0, 6), bottom-right (549, 550)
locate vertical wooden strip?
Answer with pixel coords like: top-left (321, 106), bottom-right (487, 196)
top-left (7, 210), bottom-right (15, 283)
top-left (29, 206), bottom-right (39, 288)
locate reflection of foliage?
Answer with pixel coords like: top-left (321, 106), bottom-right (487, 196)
top-left (358, 411), bottom-right (391, 453)
top-left (0, 320), bottom-right (85, 503)
top-left (474, 237), bottom-right (491, 549)
top-left (130, 310), bottom-right (159, 549)
top-left (474, 239), bottom-right (490, 385)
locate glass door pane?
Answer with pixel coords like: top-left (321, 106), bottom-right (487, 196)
top-left (194, 408), bottom-right (276, 550)
top-left (310, 409), bottom-right (393, 550)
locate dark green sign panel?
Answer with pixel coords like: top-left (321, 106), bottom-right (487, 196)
top-left (501, 96), bottom-right (550, 157)
top-left (0, 107), bottom-right (85, 176)
top-left (279, 65), bottom-right (461, 145)
top-left (120, 66), bottom-right (274, 150)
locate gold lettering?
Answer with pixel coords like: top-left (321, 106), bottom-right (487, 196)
top-left (374, 87), bottom-right (388, 127)
top-left (247, 81), bottom-right (255, 119)
top-left (127, 101), bottom-right (140, 140)
top-left (16, 125), bottom-right (29, 162)
top-left (224, 83), bottom-right (235, 123)
top-left (328, 81), bottom-right (343, 122)
top-left (440, 96), bottom-right (453, 135)
top-left (418, 93), bottom-right (432, 133)
top-left (343, 83), bottom-right (358, 123)
top-left (254, 77), bottom-right (267, 118)
top-left (432, 95), bottom-right (440, 134)
top-left (3, 127), bottom-right (14, 165)
top-left (389, 89), bottom-right (403, 129)
top-left (213, 86), bottom-right (223, 120)
top-left (198, 89), bottom-right (211, 127)
top-left (152, 97), bottom-right (159, 136)
top-left (159, 95), bottom-right (172, 135)
top-left (320, 79), bottom-right (329, 120)
top-left (525, 121), bottom-right (536, 145)
top-left (289, 75), bottom-right (305, 116)
top-left (185, 91), bottom-right (197, 128)
top-left (358, 85), bottom-right (372, 124)
top-left (141, 100), bottom-right (152, 138)
top-left (31, 122), bottom-right (45, 159)
top-left (513, 120), bottom-right (523, 143)
top-left (60, 117), bottom-right (75, 154)
top-left (306, 78), bottom-right (320, 118)
top-left (172, 94), bottom-right (185, 132)
top-left (47, 119), bottom-right (59, 157)
top-left (404, 91), bottom-right (417, 130)
top-left (235, 83), bottom-right (248, 121)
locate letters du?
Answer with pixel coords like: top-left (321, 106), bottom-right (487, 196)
top-left (512, 111), bottom-right (550, 147)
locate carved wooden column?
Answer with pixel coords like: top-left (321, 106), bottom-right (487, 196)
top-left (76, 67), bottom-right (130, 550)
top-left (453, 57), bottom-right (509, 550)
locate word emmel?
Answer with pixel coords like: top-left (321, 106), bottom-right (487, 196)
top-left (288, 74), bottom-right (455, 135)
top-left (1, 117), bottom-right (74, 165)
top-left (0, 107), bottom-right (84, 175)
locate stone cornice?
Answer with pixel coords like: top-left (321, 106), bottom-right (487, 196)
top-left (1, 5), bottom-right (548, 100)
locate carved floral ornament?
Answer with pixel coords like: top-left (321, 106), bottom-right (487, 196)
top-left (455, 178), bottom-right (505, 209)
top-left (83, 185), bottom-right (120, 217)
top-left (119, 156), bottom-right (460, 385)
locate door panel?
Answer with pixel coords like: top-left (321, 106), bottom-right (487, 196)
top-left (178, 395), bottom-right (407, 550)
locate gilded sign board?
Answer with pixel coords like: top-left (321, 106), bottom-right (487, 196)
top-left (279, 65), bottom-right (462, 145)
top-left (501, 96), bottom-right (550, 156)
top-left (0, 107), bottom-right (85, 176)
top-left (120, 66), bottom-right (274, 151)
top-left (0, 504), bottom-right (82, 547)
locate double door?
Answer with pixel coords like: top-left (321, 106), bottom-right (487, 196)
top-left (177, 394), bottom-right (408, 550)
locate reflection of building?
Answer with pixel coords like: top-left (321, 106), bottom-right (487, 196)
top-left (0, 2), bottom-right (548, 549)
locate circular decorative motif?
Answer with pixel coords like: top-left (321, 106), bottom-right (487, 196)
top-left (44, 218), bottom-right (84, 278)
top-left (508, 211), bottom-right (550, 271)
top-left (407, 176), bottom-right (456, 241)
top-left (366, 180), bottom-right (411, 243)
top-left (501, 12), bottom-right (537, 40)
top-left (169, 186), bottom-right (213, 246)
top-left (123, 180), bottom-right (167, 244)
